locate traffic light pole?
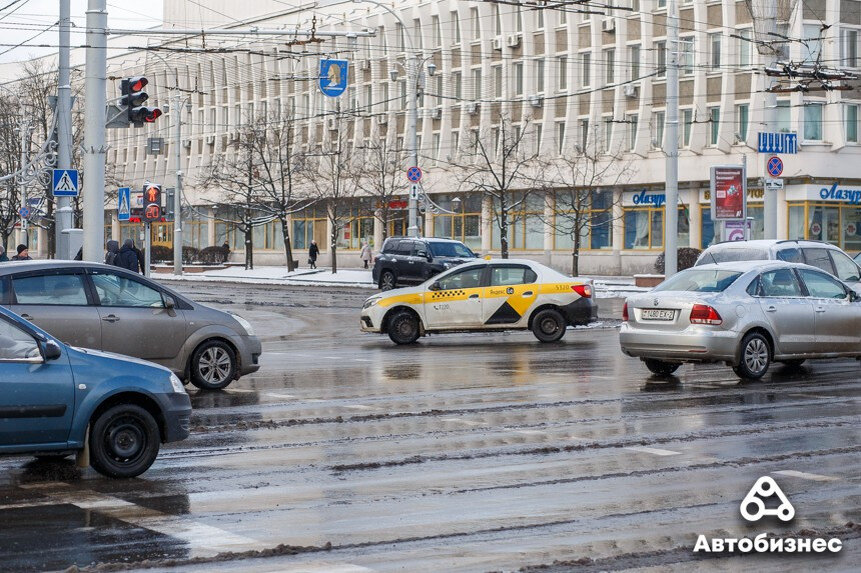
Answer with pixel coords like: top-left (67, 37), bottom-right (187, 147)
top-left (172, 93), bottom-right (183, 276)
top-left (55, 0), bottom-right (74, 259)
top-left (82, 0), bottom-right (107, 262)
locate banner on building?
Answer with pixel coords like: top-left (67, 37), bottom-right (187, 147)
top-left (710, 165), bottom-right (746, 221)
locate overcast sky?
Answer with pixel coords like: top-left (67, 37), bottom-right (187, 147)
top-left (0, 0), bottom-right (163, 64)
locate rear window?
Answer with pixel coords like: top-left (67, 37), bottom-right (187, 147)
top-left (13, 274), bottom-right (88, 306)
top-left (395, 241), bottom-right (415, 256)
top-left (429, 242), bottom-right (474, 258)
top-left (653, 270), bottom-right (743, 293)
top-left (697, 248), bottom-right (769, 265)
top-left (776, 248), bottom-right (804, 263)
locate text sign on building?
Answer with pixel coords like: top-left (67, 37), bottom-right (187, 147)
top-left (710, 165), bottom-right (747, 221)
top-left (757, 132), bottom-right (797, 154)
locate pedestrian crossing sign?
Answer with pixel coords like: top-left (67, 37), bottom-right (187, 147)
top-left (53, 169), bottom-right (79, 197)
top-left (118, 187), bottom-right (131, 221)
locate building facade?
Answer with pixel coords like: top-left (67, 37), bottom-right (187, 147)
top-left (85, 0), bottom-right (861, 273)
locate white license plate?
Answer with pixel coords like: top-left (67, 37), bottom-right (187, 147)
top-left (641, 309), bottom-right (675, 321)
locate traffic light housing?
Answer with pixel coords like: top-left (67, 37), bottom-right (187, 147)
top-left (121, 77), bottom-right (162, 127)
top-left (164, 187), bottom-right (175, 222)
top-left (142, 183), bottom-right (162, 222)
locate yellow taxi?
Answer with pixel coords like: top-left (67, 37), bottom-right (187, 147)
top-left (360, 259), bottom-right (597, 344)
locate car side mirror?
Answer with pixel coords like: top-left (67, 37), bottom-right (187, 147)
top-left (417, 250), bottom-right (430, 260)
top-left (850, 290), bottom-right (860, 303)
top-left (43, 340), bottom-right (62, 361)
top-left (429, 281), bottom-right (441, 292)
top-left (473, 252), bottom-right (481, 258)
top-left (164, 297), bottom-right (176, 309)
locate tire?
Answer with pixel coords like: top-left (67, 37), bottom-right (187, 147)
top-left (733, 332), bottom-right (772, 380)
top-left (379, 270), bottom-right (396, 291)
top-left (531, 308), bottom-right (567, 342)
top-left (781, 359), bottom-right (806, 368)
top-left (643, 359), bottom-right (681, 376)
top-left (387, 310), bottom-right (420, 344)
top-left (190, 340), bottom-right (237, 390)
top-left (89, 404), bottom-right (160, 479)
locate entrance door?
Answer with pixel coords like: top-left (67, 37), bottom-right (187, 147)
top-left (423, 265), bottom-right (487, 328)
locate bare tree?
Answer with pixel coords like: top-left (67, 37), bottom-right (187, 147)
top-left (455, 115), bottom-right (539, 259)
top-left (0, 92), bottom-right (23, 250)
top-left (538, 126), bottom-right (631, 276)
top-left (355, 138), bottom-right (408, 242)
top-left (244, 110), bottom-right (314, 272)
top-left (306, 116), bottom-right (359, 274)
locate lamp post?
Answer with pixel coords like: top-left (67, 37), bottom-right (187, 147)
top-left (352, 0), bottom-right (428, 238)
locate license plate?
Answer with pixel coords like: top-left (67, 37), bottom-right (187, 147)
top-left (641, 309), bottom-right (675, 321)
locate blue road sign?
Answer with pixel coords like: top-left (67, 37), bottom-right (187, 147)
top-left (758, 132), bottom-right (797, 154)
top-left (407, 166), bottom-right (423, 183)
top-left (52, 169), bottom-right (79, 197)
top-left (319, 59), bottom-right (349, 97)
top-left (118, 187), bottom-right (131, 221)
top-left (18, 206), bottom-right (30, 218)
top-left (767, 156), bottom-right (784, 177)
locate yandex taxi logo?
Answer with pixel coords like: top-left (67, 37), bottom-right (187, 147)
top-left (740, 476), bottom-right (795, 522)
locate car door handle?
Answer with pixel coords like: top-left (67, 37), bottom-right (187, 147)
top-left (523, 291), bottom-right (534, 297)
top-left (20, 313), bottom-right (33, 321)
top-left (101, 314), bottom-right (120, 323)
top-left (815, 307), bottom-right (826, 313)
top-left (765, 306), bottom-right (777, 313)
top-left (469, 294), bottom-right (480, 299)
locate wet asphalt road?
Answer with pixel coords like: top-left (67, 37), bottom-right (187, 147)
top-left (0, 282), bottom-right (859, 572)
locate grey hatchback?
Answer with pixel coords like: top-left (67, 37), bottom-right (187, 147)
top-left (0, 261), bottom-right (261, 390)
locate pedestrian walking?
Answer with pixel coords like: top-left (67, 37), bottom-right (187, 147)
top-left (116, 239), bottom-right (140, 273)
top-left (104, 240), bottom-right (120, 266)
top-left (360, 241), bottom-right (373, 269)
top-left (11, 244), bottom-right (31, 261)
top-left (132, 240), bottom-right (146, 273)
top-left (0, 246), bottom-right (8, 262)
top-left (308, 240), bottom-right (319, 269)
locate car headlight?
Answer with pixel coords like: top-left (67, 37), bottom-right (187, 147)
top-left (363, 296), bottom-right (382, 310)
top-left (169, 373), bottom-right (186, 394)
top-left (230, 312), bottom-right (255, 336)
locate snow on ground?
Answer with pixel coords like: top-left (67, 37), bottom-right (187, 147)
top-left (154, 265), bottom-right (652, 296)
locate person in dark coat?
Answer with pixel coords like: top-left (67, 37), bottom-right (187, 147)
top-left (11, 244), bottom-right (31, 261)
top-left (0, 246), bottom-right (8, 262)
top-left (104, 240), bottom-right (119, 266)
top-left (131, 240), bottom-right (146, 273)
top-left (308, 240), bottom-right (319, 269)
top-left (116, 239), bottom-right (140, 272)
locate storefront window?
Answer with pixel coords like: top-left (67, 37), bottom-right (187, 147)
top-left (624, 206), bottom-right (689, 250)
top-left (701, 205), bottom-right (763, 247)
top-left (553, 190), bottom-right (614, 250)
top-left (491, 192), bottom-right (545, 250)
top-left (431, 193), bottom-right (482, 249)
top-left (788, 202), bottom-right (861, 252)
top-left (292, 205), bottom-right (327, 250)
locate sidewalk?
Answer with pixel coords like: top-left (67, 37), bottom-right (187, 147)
top-left (154, 265), bottom-right (650, 298)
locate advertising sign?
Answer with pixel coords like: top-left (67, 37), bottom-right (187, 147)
top-left (710, 165), bottom-right (746, 221)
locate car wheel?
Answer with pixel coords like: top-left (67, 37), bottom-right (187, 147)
top-left (531, 309), bottom-right (566, 342)
top-left (733, 332), bottom-right (771, 380)
top-left (782, 359), bottom-right (806, 368)
top-left (380, 270), bottom-right (396, 291)
top-left (190, 340), bottom-right (237, 390)
top-left (89, 404), bottom-right (160, 479)
top-left (387, 310), bottom-right (420, 344)
top-left (643, 359), bottom-right (681, 376)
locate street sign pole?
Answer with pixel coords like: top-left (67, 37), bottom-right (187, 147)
top-left (144, 221), bottom-right (151, 278)
top-left (55, 0), bottom-right (75, 260)
top-left (82, 0), bottom-right (107, 262)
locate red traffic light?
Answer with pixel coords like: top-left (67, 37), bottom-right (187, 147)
top-left (145, 108), bottom-right (162, 123)
top-left (129, 76), bottom-right (148, 92)
top-left (129, 106), bottom-right (162, 127)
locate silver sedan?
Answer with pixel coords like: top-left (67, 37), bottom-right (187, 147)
top-left (619, 261), bottom-right (861, 379)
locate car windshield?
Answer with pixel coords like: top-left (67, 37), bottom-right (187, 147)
top-left (698, 248), bottom-right (769, 265)
top-left (653, 270), bottom-right (743, 293)
top-left (429, 242), bottom-right (474, 258)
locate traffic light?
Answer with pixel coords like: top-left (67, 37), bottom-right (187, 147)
top-left (142, 183), bottom-right (162, 222)
top-left (120, 77), bottom-right (162, 127)
top-left (164, 187), bottom-right (175, 222)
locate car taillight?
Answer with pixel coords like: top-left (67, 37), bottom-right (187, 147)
top-left (622, 302), bottom-right (629, 321)
top-left (572, 284), bottom-right (592, 298)
top-left (690, 304), bottom-right (722, 325)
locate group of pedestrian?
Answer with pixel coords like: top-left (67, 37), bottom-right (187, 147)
top-left (305, 240), bottom-right (374, 270)
top-left (0, 244), bottom-right (33, 262)
top-left (105, 239), bottom-right (145, 273)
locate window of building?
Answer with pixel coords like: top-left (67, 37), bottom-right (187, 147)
top-left (624, 206), bottom-right (689, 250)
top-left (432, 133), bottom-right (441, 162)
top-left (776, 22), bottom-right (790, 59)
top-left (291, 205), bottom-right (327, 251)
top-left (559, 9), bottom-right (567, 25)
top-left (654, 110), bottom-right (665, 148)
top-left (514, 62), bottom-right (524, 95)
top-left (709, 32), bottom-right (721, 70)
top-left (556, 122), bottom-right (566, 154)
top-left (681, 36), bottom-right (695, 74)
top-left (604, 48), bottom-right (615, 84)
top-left (657, 0), bottom-right (666, 8)
top-left (709, 107), bottom-right (720, 145)
top-left (432, 15), bottom-right (441, 46)
top-left (579, 118), bottom-right (589, 148)
top-left (472, 68), bottom-right (482, 99)
top-left (736, 103), bottom-right (749, 141)
top-left (536, 59), bottom-right (545, 93)
top-left (431, 194), bottom-right (482, 250)
top-left (655, 40), bottom-right (666, 78)
top-left (846, 103), bottom-right (858, 142)
top-left (681, 109), bottom-right (693, 147)
top-left (788, 202), bottom-right (861, 253)
top-left (452, 71), bottom-right (462, 99)
top-left (516, 5), bottom-right (523, 32)
top-left (738, 28), bottom-right (752, 67)
top-left (493, 4), bottom-right (501, 36)
top-left (536, 8), bottom-right (544, 29)
top-left (534, 123), bottom-right (543, 153)
top-left (451, 12), bottom-right (459, 43)
top-left (628, 113), bottom-right (638, 150)
top-left (554, 190), bottom-right (614, 250)
top-left (471, 7), bottom-right (480, 39)
top-left (802, 23), bottom-right (823, 64)
top-left (558, 56), bottom-right (568, 91)
top-left (630, 44), bottom-right (640, 80)
top-left (842, 28), bottom-right (858, 67)
top-left (581, 52), bottom-right (591, 87)
top-left (804, 102), bottom-right (824, 141)
top-left (493, 66), bottom-right (503, 98)
top-left (492, 192), bottom-right (545, 250)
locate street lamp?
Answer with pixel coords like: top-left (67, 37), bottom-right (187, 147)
top-left (352, 0), bottom-right (424, 237)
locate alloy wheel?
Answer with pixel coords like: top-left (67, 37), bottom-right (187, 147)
top-left (744, 338), bottom-right (769, 374)
top-left (199, 347), bottom-right (233, 384)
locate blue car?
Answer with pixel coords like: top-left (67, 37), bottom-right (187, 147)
top-left (0, 306), bottom-right (191, 478)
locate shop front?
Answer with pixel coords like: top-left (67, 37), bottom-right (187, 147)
top-left (621, 189), bottom-right (690, 251)
top-left (786, 183), bottom-right (861, 254)
top-left (699, 187), bottom-right (765, 249)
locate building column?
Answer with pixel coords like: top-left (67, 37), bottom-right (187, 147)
top-left (373, 214), bottom-right (383, 251)
top-left (207, 207), bottom-right (216, 247)
top-left (543, 193), bottom-right (554, 254)
top-left (689, 194), bottom-right (702, 250)
top-left (111, 212), bottom-right (120, 241)
top-left (776, 188), bottom-right (788, 239)
top-left (424, 209), bottom-right (433, 238)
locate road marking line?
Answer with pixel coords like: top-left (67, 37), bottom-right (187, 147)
top-left (773, 470), bottom-right (840, 482)
top-left (625, 446), bottom-right (681, 456)
top-left (440, 418), bottom-right (482, 426)
top-left (263, 392), bottom-right (296, 400)
top-left (273, 564), bottom-right (374, 573)
top-left (24, 485), bottom-right (265, 558)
